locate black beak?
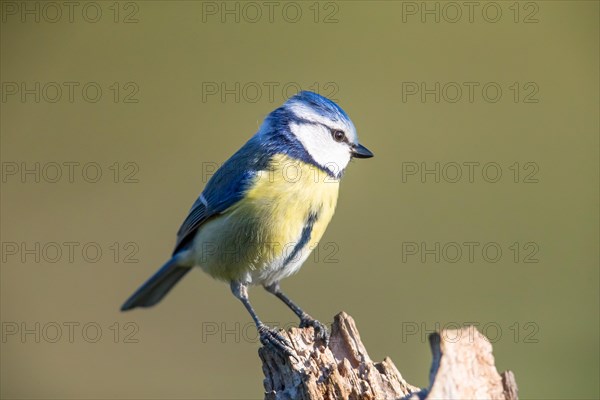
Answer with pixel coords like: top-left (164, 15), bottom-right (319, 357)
top-left (351, 143), bottom-right (374, 159)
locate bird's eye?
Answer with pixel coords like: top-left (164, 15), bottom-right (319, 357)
top-left (331, 130), bottom-right (346, 142)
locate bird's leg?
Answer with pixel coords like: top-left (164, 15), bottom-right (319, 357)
top-left (264, 282), bottom-right (329, 345)
top-left (230, 281), bottom-right (297, 360)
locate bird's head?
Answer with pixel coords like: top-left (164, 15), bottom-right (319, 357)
top-left (262, 91), bottom-right (373, 178)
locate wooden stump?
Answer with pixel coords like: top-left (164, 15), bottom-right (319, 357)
top-left (259, 312), bottom-right (518, 400)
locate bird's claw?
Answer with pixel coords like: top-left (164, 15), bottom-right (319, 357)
top-left (300, 316), bottom-right (330, 346)
top-left (258, 325), bottom-right (298, 361)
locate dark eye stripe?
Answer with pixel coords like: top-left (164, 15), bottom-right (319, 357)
top-left (290, 119), bottom-right (349, 144)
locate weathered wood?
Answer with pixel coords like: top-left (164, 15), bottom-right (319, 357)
top-left (259, 312), bottom-right (518, 400)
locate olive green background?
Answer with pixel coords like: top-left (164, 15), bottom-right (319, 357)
top-left (1, 1), bottom-right (598, 399)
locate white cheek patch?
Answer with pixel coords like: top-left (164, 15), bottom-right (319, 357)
top-left (287, 100), bottom-right (359, 145)
top-left (290, 122), bottom-right (351, 176)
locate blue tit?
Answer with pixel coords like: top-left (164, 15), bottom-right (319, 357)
top-left (121, 91), bottom-right (373, 356)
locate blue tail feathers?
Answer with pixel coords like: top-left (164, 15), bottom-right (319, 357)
top-left (121, 257), bottom-right (191, 311)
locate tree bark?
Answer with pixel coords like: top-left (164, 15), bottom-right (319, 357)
top-left (259, 312), bottom-right (518, 400)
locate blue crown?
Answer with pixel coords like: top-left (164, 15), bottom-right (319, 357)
top-left (285, 91), bottom-right (351, 124)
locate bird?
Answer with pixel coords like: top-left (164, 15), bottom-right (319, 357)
top-left (121, 91), bottom-right (373, 356)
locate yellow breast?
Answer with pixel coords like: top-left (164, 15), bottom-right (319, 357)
top-left (245, 153), bottom-right (339, 247)
top-left (193, 154), bottom-right (339, 283)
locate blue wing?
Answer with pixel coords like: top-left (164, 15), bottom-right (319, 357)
top-left (173, 136), bottom-right (270, 254)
